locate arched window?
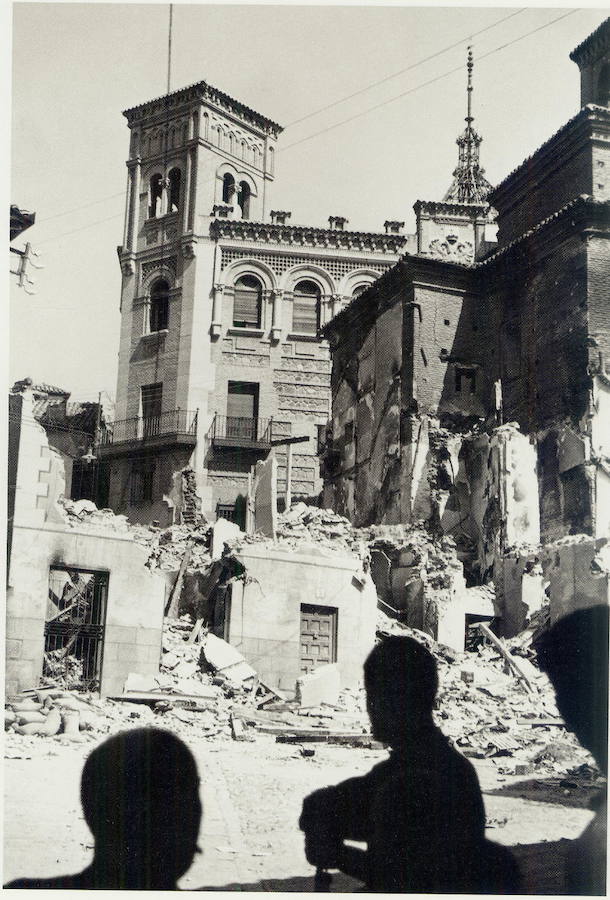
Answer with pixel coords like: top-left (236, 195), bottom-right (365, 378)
top-left (352, 283), bottom-right (370, 298)
top-left (233, 275), bottom-right (262, 329)
top-left (149, 279), bottom-right (169, 332)
top-left (222, 173), bottom-right (235, 204)
top-left (168, 168), bottom-right (181, 212)
top-left (292, 280), bottom-right (321, 335)
top-left (238, 181), bottom-right (251, 220)
top-left (149, 174), bottom-right (163, 218)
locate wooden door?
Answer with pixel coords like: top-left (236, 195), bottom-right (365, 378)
top-left (300, 604), bottom-right (337, 674)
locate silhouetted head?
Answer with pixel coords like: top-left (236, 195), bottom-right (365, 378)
top-left (535, 605), bottom-right (608, 774)
top-left (364, 636), bottom-right (439, 745)
top-left (81, 727), bottom-right (202, 889)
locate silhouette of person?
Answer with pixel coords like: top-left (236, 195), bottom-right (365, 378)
top-left (534, 605), bottom-right (608, 895)
top-left (5, 727), bottom-right (202, 890)
top-left (299, 635), bottom-right (519, 892)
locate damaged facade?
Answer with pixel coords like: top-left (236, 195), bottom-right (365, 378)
top-left (7, 387), bottom-right (166, 696)
top-left (323, 23), bottom-right (610, 638)
top-left (100, 81), bottom-right (409, 528)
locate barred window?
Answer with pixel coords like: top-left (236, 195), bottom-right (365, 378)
top-left (233, 275), bottom-right (262, 329)
top-left (292, 280), bottom-right (320, 335)
top-left (130, 463), bottom-right (155, 504)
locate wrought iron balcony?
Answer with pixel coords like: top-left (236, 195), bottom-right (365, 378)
top-left (210, 414), bottom-right (272, 450)
top-left (98, 409), bottom-right (198, 457)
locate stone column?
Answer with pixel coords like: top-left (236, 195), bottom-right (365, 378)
top-left (182, 149), bottom-right (192, 233)
top-left (271, 289), bottom-right (282, 341)
top-left (211, 284), bottom-right (224, 337)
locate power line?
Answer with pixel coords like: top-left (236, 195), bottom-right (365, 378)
top-left (36, 212), bottom-right (123, 246)
top-left (35, 192), bottom-right (125, 224)
top-left (279, 9), bottom-right (578, 155)
top-left (285, 8), bottom-right (527, 129)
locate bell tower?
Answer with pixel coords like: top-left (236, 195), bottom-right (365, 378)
top-left (415, 48), bottom-right (494, 263)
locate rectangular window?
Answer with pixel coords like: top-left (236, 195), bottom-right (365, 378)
top-left (233, 285), bottom-right (261, 329)
top-left (226, 382), bottom-right (259, 440)
top-left (455, 367), bottom-right (476, 394)
top-left (344, 421), bottom-right (355, 444)
top-left (45, 567), bottom-right (108, 690)
top-left (292, 295), bottom-right (319, 335)
top-left (130, 462), bottom-right (155, 504)
top-left (141, 383), bottom-right (162, 436)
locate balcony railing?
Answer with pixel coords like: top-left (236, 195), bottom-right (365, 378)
top-left (210, 414), bottom-right (273, 450)
top-left (99, 408), bottom-right (198, 452)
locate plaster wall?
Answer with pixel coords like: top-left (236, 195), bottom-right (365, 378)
top-left (542, 537), bottom-right (610, 623)
top-left (228, 545), bottom-right (377, 694)
top-left (7, 524), bottom-right (165, 697)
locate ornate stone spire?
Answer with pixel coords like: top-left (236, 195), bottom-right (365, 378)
top-left (443, 47), bottom-right (492, 204)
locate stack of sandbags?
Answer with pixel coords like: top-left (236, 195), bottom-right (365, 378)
top-left (5, 689), bottom-right (102, 743)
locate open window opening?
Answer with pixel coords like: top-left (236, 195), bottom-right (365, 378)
top-left (222, 173), bottom-right (235, 204)
top-left (455, 367), bottom-right (477, 394)
top-left (149, 279), bottom-right (169, 332)
top-left (130, 461), bottom-right (155, 504)
top-left (44, 567), bottom-right (108, 691)
top-left (238, 181), bottom-right (251, 219)
top-left (149, 174), bottom-right (163, 218)
top-left (168, 168), bottom-right (181, 213)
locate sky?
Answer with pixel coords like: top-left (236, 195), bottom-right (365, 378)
top-left (9, 2), bottom-right (609, 404)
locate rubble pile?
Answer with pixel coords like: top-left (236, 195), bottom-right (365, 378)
top-left (57, 498), bottom-right (131, 534)
top-left (133, 524), bottom-right (212, 572)
top-left (238, 502), bottom-right (363, 556)
top-left (376, 611), bottom-right (593, 774)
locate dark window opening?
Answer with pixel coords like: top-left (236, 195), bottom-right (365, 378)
top-left (444, 318), bottom-right (450, 326)
top-left (141, 383), bottom-right (162, 436)
top-left (168, 168), bottom-right (181, 213)
top-left (293, 280), bottom-right (321, 335)
top-left (149, 279), bottom-right (169, 332)
top-left (238, 181), bottom-right (251, 219)
top-left (233, 275), bottom-right (262, 329)
top-left (130, 462), bottom-right (155, 504)
top-left (352, 284), bottom-right (369, 298)
top-left (149, 174), bottom-right (163, 218)
top-left (455, 367), bottom-right (476, 394)
top-left (222, 173), bottom-right (235, 204)
top-left (344, 421), bottom-right (354, 444)
top-left (44, 567), bottom-right (108, 691)
top-left (227, 382), bottom-right (259, 440)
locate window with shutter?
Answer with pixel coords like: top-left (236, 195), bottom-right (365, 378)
top-left (292, 280), bottom-right (320, 335)
top-left (233, 276), bottom-right (262, 329)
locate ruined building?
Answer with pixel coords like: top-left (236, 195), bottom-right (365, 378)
top-left (323, 24), bottom-right (610, 592)
top-left (99, 82), bottom-right (408, 527)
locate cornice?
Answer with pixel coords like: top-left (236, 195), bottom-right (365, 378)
top-left (570, 18), bottom-right (610, 67)
top-left (476, 195), bottom-right (610, 270)
top-left (123, 80), bottom-right (283, 137)
top-left (210, 220), bottom-right (407, 254)
top-left (414, 199), bottom-right (489, 218)
top-left (490, 106), bottom-right (610, 207)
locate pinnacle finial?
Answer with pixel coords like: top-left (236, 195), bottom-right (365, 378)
top-left (466, 45), bottom-right (473, 125)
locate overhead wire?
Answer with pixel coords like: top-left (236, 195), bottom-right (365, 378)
top-left (279, 8), bottom-right (579, 155)
top-left (284, 7), bottom-right (527, 128)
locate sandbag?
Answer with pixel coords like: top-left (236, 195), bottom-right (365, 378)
top-left (11, 699), bottom-right (42, 712)
top-left (39, 708), bottom-right (61, 737)
top-left (61, 709), bottom-right (80, 736)
top-left (17, 711), bottom-right (47, 725)
top-left (14, 722), bottom-right (48, 736)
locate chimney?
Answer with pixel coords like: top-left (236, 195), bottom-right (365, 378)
top-left (328, 216), bottom-right (348, 231)
top-left (384, 220), bottom-right (405, 235)
top-left (270, 210), bottom-right (292, 225)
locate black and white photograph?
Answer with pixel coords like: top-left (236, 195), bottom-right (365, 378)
top-left (6, 2), bottom-right (610, 892)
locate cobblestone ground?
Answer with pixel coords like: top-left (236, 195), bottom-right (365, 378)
top-left (3, 734), bottom-right (599, 891)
